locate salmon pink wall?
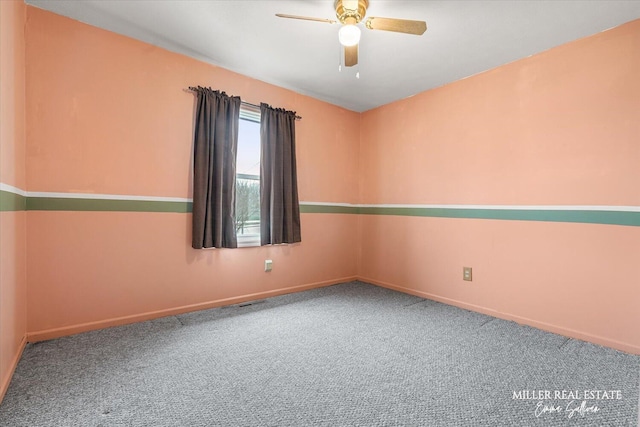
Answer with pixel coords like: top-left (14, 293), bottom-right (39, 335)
top-left (0, 0), bottom-right (28, 400)
top-left (359, 20), bottom-right (640, 353)
top-left (12, 3), bottom-right (640, 365)
top-left (24, 7), bottom-right (360, 339)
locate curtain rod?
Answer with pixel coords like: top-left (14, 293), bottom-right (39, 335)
top-left (241, 100), bottom-right (302, 121)
top-left (186, 87), bottom-right (301, 120)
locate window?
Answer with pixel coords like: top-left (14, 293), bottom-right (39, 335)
top-left (236, 105), bottom-right (261, 247)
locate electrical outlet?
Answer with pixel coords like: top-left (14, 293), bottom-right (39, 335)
top-left (463, 267), bottom-right (472, 282)
top-left (264, 259), bottom-right (273, 272)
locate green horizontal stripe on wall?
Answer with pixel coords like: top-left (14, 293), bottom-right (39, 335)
top-left (26, 197), bottom-right (193, 213)
top-left (299, 204), bottom-right (359, 214)
top-left (358, 206), bottom-right (640, 227)
top-left (20, 197), bottom-right (357, 214)
top-left (299, 204), bottom-right (639, 226)
top-left (0, 190), bottom-right (27, 211)
top-left (2, 188), bottom-right (639, 227)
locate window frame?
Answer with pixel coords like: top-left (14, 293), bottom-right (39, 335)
top-left (236, 104), bottom-right (261, 248)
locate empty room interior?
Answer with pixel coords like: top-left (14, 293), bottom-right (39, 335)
top-left (1, 0), bottom-right (639, 425)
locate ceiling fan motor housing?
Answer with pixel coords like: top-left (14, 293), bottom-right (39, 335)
top-left (334, 0), bottom-right (369, 25)
top-left (277, 0), bottom-right (426, 69)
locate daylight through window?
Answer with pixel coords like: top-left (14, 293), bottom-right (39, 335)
top-left (236, 105), bottom-right (261, 247)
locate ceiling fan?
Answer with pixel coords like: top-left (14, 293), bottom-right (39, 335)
top-left (276, 0), bottom-right (427, 69)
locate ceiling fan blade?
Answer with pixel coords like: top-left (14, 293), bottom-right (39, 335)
top-left (275, 14), bottom-right (337, 24)
top-left (345, 44), bottom-right (358, 67)
top-left (365, 17), bottom-right (427, 35)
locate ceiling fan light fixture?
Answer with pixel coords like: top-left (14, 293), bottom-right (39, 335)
top-left (338, 24), bottom-right (361, 46)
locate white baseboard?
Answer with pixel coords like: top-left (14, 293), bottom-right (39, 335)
top-left (0, 334), bottom-right (27, 403)
top-left (361, 276), bottom-right (640, 356)
top-left (27, 276), bottom-right (358, 342)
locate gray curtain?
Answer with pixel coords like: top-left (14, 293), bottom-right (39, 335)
top-left (260, 103), bottom-right (301, 245)
top-left (192, 87), bottom-right (241, 249)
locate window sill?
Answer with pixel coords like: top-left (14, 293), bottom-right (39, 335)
top-left (237, 234), bottom-right (260, 248)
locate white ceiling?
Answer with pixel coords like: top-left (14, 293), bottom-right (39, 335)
top-left (25, 0), bottom-right (640, 112)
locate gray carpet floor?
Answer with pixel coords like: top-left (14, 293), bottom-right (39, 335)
top-left (0, 281), bottom-right (638, 426)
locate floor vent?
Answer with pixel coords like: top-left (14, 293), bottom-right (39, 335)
top-left (238, 300), bottom-right (266, 308)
